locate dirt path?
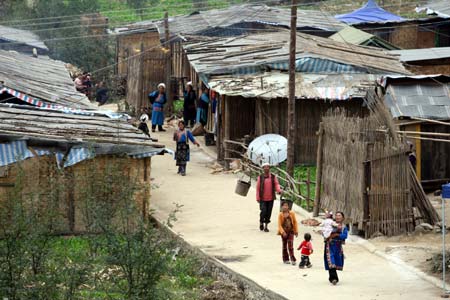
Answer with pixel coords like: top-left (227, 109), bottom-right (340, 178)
top-left (150, 129), bottom-right (441, 300)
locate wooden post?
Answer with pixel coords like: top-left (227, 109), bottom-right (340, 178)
top-left (164, 11), bottom-right (173, 115)
top-left (286, 0), bottom-right (297, 177)
top-left (306, 167), bottom-right (311, 211)
top-left (224, 95), bottom-right (231, 170)
top-left (138, 42), bottom-right (145, 110)
top-left (313, 123), bottom-right (324, 217)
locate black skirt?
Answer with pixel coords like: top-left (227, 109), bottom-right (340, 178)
top-left (175, 142), bottom-right (190, 166)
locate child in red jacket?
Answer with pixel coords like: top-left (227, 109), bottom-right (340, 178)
top-left (298, 233), bottom-right (313, 268)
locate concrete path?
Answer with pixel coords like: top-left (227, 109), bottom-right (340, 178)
top-left (150, 129), bottom-right (441, 300)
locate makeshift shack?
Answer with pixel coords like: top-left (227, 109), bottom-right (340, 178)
top-left (0, 25), bottom-right (48, 56)
top-left (0, 103), bottom-right (165, 234)
top-left (314, 96), bottom-right (439, 237)
top-left (183, 31), bottom-right (410, 164)
top-left (112, 4), bottom-right (346, 111)
top-left (0, 50), bottom-right (94, 110)
top-left (381, 75), bottom-right (450, 189)
top-left (0, 49), bottom-right (166, 233)
top-left (390, 47), bottom-right (450, 74)
top-left (329, 26), bottom-right (400, 50)
top-left (112, 25), bottom-right (167, 112)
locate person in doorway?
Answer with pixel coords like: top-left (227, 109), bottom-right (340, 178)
top-left (196, 85), bottom-right (210, 126)
top-left (183, 81), bottom-right (197, 128)
top-left (149, 83), bottom-right (167, 132)
top-left (173, 120), bottom-right (200, 176)
top-left (95, 81), bottom-right (108, 106)
top-left (278, 201), bottom-right (298, 265)
top-left (256, 162), bottom-right (282, 232)
top-left (407, 142), bottom-right (417, 171)
top-left (324, 211), bottom-right (348, 285)
top-left (298, 233), bottom-right (313, 268)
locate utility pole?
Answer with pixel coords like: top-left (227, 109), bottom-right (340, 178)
top-left (164, 11), bottom-right (173, 115)
top-left (286, 0), bottom-right (297, 177)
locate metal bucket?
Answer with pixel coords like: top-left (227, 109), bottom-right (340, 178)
top-left (280, 197), bottom-right (293, 211)
top-left (235, 179), bottom-right (251, 197)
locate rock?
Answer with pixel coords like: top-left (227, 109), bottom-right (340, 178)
top-left (301, 219), bottom-right (321, 227)
top-left (415, 225), bottom-right (426, 234)
top-left (370, 231), bottom-right (384, 239)
top-left (419, 223), bottom-right (434, 231)
top-left (229, 159), bottom-right (241, 171)
top-left (435, 226), bottom-right (442, 233)
top-left (434, 189), bottom-right (442, 196)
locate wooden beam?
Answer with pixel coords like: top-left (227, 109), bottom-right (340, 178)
top-left (313, 123), bottom-right (323, 217)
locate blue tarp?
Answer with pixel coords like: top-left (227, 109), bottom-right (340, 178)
top-left (335, 0), bottom-right (405, 24)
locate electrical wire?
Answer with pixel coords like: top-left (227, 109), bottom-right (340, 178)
top-left (0, 0), bottom-right (433, 28)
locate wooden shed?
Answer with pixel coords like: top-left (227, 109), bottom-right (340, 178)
top-left (0, 49), bottom-right (166, 233)
top-left (0, 25), bottom-right (48, 56)
top-left (390, 47), bottom-right (450, 75)
top-left (183, 31), bottom-right (410, 165)
top-left (382, 75), bottom-right (450, 190)
top-left (0, 103), bottom-right (165, 234)
top-left (355, 17), bottom-right (450, 49)
top-left (113, 25), bottom-right (167, 113)
top-left (112, 4), bottom-right (346, 112)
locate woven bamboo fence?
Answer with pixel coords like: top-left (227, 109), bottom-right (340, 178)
top-left (316, 92), bottom-right (439, 237)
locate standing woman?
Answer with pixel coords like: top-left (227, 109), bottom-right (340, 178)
top-left (196, 85), bottom-right (210, 126)
top-left (183, 81), bottom-right (197, 128)
top-left (324, 211), bottom-right (348, 285)
top-left (149, 83), bottom-right (167, 132)
top-left (174, 120), bottom-right (200, 176)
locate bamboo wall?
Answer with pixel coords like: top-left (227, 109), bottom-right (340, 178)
top-left (0, 155), bottom-right (151, 234)
top-left (318, 113), bottom-right (414, 237)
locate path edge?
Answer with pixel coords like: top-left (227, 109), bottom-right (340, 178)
top-left (151, 216), bottom-right (289, 300)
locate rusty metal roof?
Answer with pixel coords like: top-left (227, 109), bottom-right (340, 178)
top-left (209, 72), bottom-right (378, 100)
top-left (383, 76), bottom-right (450, 120)
top-left (184, 31), bottom-right (410, 78)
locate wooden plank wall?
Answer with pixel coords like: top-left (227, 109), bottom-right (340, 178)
top-left (255, 98), bottom-right (367, 165)
top-left (126, 50), bottom-right (167, 113)
top-left (117, 31), bottom-right (161, 77)
top-left (421, 124), bottom-right (450, 181)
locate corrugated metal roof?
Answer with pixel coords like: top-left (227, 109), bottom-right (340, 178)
top-left (124, 4), bottom-right (345, 38)
top-left (417, 0), bottom-right (450, 18)
top-left (209, 72), bottom-right (377, 100)
top-left (0, 50), bottom-right (94, 110)
top-left (329, 26), bottom-right (399, 50)
top-left (0, 25), bottom-right (48, 50)
top-left (384, 81), bottom-right (450, 120)
top-left (184, 31), bottom-right (409, 77)
top-left (389, 47), bottom-right (450, 62)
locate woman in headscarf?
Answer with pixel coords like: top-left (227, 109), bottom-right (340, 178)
top-left (183, 81), bottom-right (197, 128)
top-left (324, 211), bottom-right (348, 285)
top-left (148, 83), bottom-right (167, 132)
top-left (196, 85), bottom-right (210, 126)
top-left (173, 120), bottom-right (200, 176)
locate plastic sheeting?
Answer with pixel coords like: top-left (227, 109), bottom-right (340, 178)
top-left (335, 0), bottom-right (405, 24)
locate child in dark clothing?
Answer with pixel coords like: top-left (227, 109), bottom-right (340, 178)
top-left (298, 233), bottom-right (313, 268)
